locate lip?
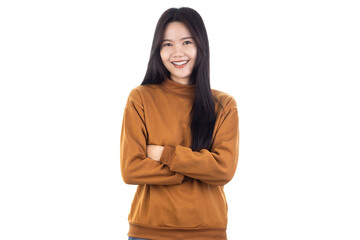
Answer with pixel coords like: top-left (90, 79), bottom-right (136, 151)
top-left (171, 60), bottom-right (189, 68)
top-left (171, 60), bottom-right (189, 63)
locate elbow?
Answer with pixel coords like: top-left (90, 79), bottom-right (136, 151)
top-left (120, 157), bottom-right (139, 185)
top-left (121, 173), bottom-right (131, 184)
top-left (208, 154), bottom-right (238, 186)
top-left (219, 158), bottom-right (238, 185)
top-left (217, 168), bottom-right (236, 186)
top-left (121, 169), bottom-right (136, 185)
top-left (218, 174), bottom-right (234, 186)
top-left (210, 169), bottom-right (236, 186)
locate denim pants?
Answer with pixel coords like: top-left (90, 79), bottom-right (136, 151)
top-left (128, 237), bottom-right (149, 240)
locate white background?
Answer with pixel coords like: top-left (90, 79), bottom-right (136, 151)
top-left (1, 0), bottom-right (359, 239)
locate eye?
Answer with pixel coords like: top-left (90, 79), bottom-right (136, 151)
top-left (184, 40), bottom-right (192, 45)
top-left (163, 42), bottom-right (172, 47)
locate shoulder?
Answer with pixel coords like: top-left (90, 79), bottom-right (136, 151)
top-left (126, 84), bottom-right (159, 104)
top-left (211, 89), bottom-right (238, 112)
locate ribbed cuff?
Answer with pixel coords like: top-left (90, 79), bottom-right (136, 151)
top-left (174, 173), bottom-right (185, 184)
top-left (160, 145), bottom-right (176, 166)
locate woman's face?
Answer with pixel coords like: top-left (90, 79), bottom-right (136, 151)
top-left (160, 21), bottom-right (197, 85)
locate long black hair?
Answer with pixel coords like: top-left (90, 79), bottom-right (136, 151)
top-left (141, 7), bottom-right (223, 151)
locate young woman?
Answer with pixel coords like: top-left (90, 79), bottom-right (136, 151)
top-left (120, 7), bottom-right (239, 240)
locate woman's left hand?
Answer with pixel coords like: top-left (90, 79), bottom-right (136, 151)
top-left (146, 145), bottom-right (164, 162)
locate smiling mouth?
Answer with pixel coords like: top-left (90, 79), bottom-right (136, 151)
top-left (171, 60), bottom-right (189, 67)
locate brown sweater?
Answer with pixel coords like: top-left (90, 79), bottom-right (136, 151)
top-left (120, 77), bottom-right (239, 240)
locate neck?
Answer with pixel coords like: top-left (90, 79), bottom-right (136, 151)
top-left (170, 76), bottom-right (191, 85)
top-left (159, 77), bottom-right (196, 98)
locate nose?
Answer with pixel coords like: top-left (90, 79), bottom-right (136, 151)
top-left (172, 44), bottom-right (185, 58)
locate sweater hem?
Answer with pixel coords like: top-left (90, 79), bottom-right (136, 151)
top-left (128, 222), bottom-right (227, 240)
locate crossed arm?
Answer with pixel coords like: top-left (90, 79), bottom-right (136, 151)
top-left (120, 89), bottom-right (239, 186)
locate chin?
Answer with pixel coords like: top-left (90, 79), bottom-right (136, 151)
top-left (172, 71), bottom-right (191, 77)
top-left (173, 75), bottom-right (191, 79)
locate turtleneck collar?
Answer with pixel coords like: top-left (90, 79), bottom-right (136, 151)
top-left (160, 77), bottom-right (196, 98)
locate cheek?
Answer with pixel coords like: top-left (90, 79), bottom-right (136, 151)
top-left (160, 50), bottom-right (165, 62)
top-left (160, 49), bottom-right (169, 62)
top-left (190, 47), bottom-right (197, 60)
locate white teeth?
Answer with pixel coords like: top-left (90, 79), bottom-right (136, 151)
top-left (172, 60), bottom-right (188, 66)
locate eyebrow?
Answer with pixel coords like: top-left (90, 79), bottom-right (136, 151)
top-left (161, 37), bottom-right (193, 43)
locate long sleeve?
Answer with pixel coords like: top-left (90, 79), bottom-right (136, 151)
top-left (120, 89), bottom-right (185, 185)
top-left (159, 97), bottom-right (239, 186)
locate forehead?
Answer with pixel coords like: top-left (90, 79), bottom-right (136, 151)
top-left (163, 21), bottom-right (192, 39)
